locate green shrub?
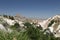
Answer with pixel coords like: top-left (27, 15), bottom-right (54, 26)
top-left (24, 22), bottom-right (32, 27)
top-left (10, 23), bottom-right (21, 32)
top-left (9, 16), bottom-right (14, 20)
top-left (48, 20), bottom-right (54, 27)
top-left (3, 15), bottom-right (8, 18)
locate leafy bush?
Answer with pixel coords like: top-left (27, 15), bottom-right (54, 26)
top-left (37, 25), bottom-right (43, 30)
top-left (48, 20), bottom-right (54, 27)
top-left (10, 23), bottom-right (20, 31)
top-left (9, 16), bottom-right (14, 20)
top-left (24, 22), bottom-right (43, 40)
top-left (24, 22), bottom-right (32, 27)
top-left (3, 15), bottom-right (8, 18)
top-left (3, 15), bottom-right (14, 20)
top-left (27, 26), bottom-right (42, 40)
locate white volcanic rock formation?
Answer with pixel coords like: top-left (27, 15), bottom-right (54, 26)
top-left (0, 15), bottom-right (60, 37)
top-left (38, 17), bottom-right (52, 30)
top-left (38, 15), bottom-right (60, 37)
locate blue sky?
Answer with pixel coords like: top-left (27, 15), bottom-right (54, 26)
top-left (0, 0), bottom-right (60, 18)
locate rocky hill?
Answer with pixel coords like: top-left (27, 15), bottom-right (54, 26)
top-left (0, 14), bottom-right (42, 32)
top-left (0, 14), bottom-right (60, 37)
top-left (38, 15), bottom-right (60, 37)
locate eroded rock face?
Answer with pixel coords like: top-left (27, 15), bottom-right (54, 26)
top-left (0, 24), bottom-right (6, 31)
top-left (38, 17), bottom-right (52, 30)
top-left (40, 15), bottom-right (60, 37)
